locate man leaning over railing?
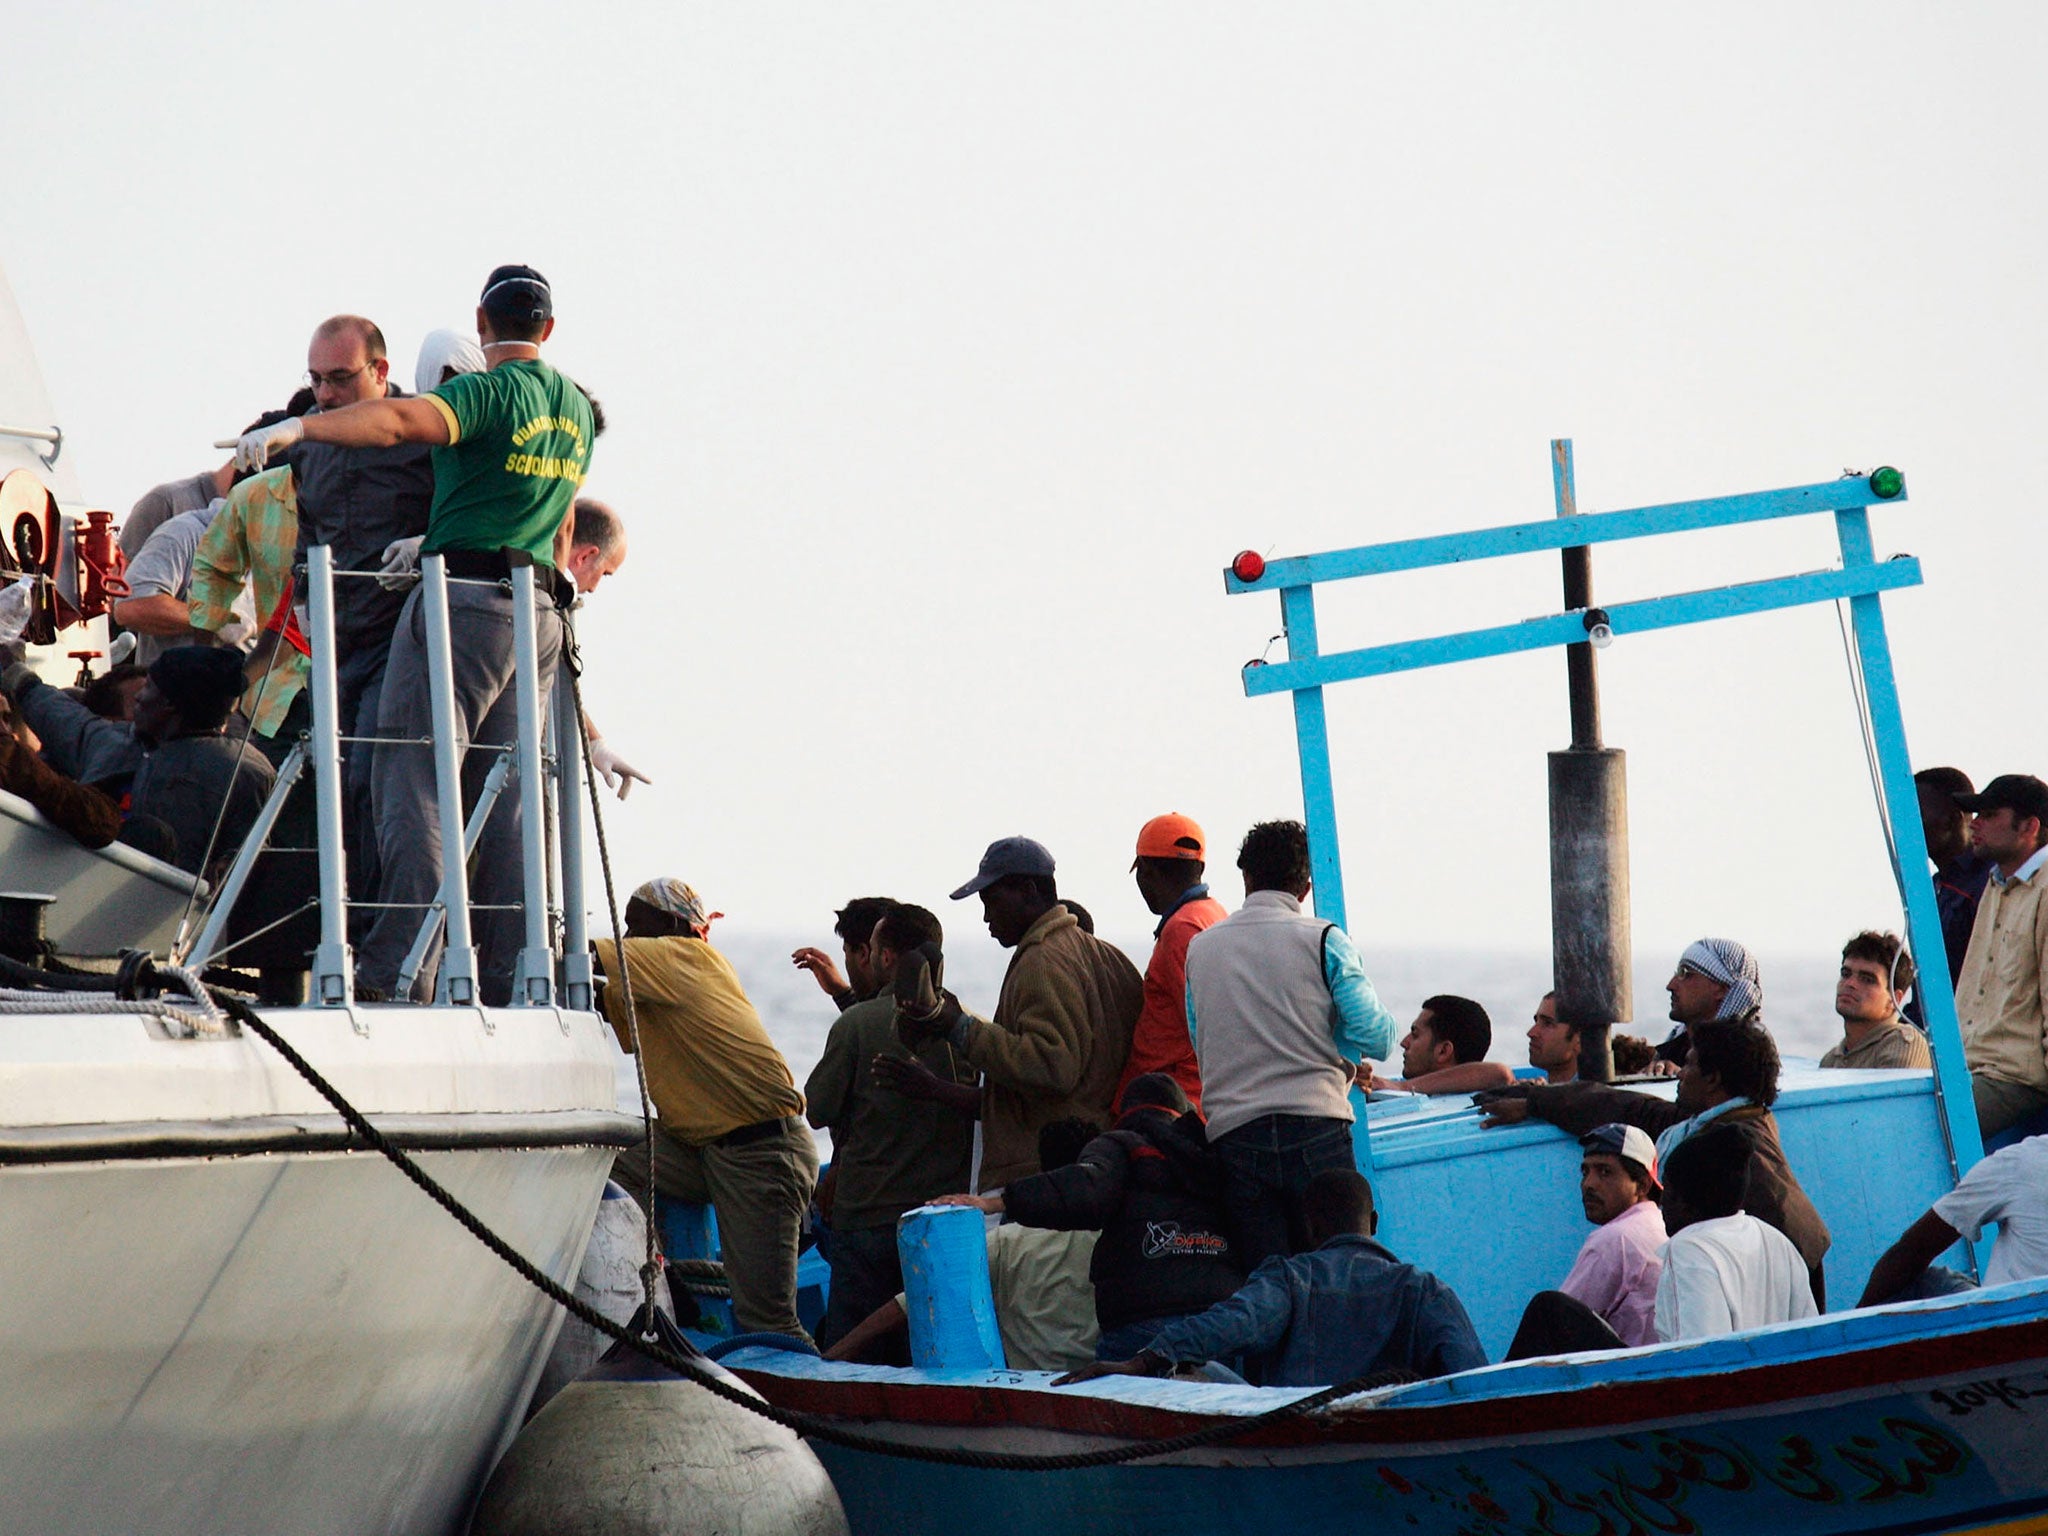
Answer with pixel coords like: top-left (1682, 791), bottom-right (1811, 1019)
top-left (231, 265), bottom-right (594, 1004)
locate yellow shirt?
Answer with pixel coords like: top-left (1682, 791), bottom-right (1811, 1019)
top-left (593, 936), bottom-right (804, 1145)
top-left (1957, 858), bottom-right (2048, 1091)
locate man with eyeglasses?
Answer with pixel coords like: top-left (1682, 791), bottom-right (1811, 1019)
top-left (231, 266), bottom-right (594, 1005)
top-left (279, 315), bottom-right (437, 920)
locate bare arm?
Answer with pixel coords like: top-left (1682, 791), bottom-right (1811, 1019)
top-left (299, 396), bottom-right (452, 450)
top-left (110, 593), bottom-right (196, 636)
top-left (822, 1297), bottom-right (908, 1363)
top-left (1383, 1061), bottom-right (1517, 1097)
top-left (1858, 1209), bottom-right (1961, 1307)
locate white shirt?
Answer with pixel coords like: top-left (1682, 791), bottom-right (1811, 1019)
top-left (1934, 1136), bottom-right (2048, 1288)
top-left (1654, 1214), bottom-right (1817, 1342)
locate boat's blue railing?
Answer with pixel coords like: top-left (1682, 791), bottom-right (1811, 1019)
top-left (1226, 443), bottom-right (1984, 1201)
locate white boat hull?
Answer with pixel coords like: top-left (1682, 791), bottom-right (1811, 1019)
top-left (0, 1000), bottom-right (639, 1535)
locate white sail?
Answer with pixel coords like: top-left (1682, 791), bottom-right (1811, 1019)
top-left (0, 266), bottom-right (80, 504)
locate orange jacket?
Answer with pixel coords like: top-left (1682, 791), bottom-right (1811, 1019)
top-left (1115, 891), bottom-right (1227, 1116)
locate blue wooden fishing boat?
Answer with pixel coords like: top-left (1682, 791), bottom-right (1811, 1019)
top-left (718, 448), bottom-right (2048, 1536)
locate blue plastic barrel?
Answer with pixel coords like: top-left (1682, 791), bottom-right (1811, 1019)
top-left (897, 1205), bottom-right (1006, 1370)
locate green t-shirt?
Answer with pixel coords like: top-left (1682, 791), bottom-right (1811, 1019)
top-left (423, 358), bottom-right (594, 566)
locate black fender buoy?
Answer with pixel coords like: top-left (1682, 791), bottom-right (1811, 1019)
top-left (472, 1308), bottom-right (848, 1536)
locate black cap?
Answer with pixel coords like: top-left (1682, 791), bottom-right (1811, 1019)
top-left (148, 645), bottom-right (247, 713)
top-left (479, 264), bottom-right (553, 324)
top-left (950, 836), bottom-right (1055, 901)
top-left (1955, 774), bottom-right (2048, 824)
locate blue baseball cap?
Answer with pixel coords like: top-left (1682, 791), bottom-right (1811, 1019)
top-left (1579, 1123), bottom-right (1661, 1189)
top-left (950, 836), bottom-right (1056, 901)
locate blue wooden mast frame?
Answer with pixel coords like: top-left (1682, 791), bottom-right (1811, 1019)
top-left (1226, 443), bottom-right (1985, 1190)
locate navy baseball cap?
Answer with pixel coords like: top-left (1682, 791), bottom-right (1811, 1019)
top-left (480, 264), bottom-right (553, 323)
top-left (950, 836), bottom-right (1056, 901)
top-left (1579, 1123), bottom-right (1661, 1189)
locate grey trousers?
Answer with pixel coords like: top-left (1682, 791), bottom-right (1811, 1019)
top-left (616, 1120), bottom-right (821, 1342)
top-left (1971, 1072), bottom-right (2048, 1140)
top-left (336, 640), bottom-right (388, 940)
top-left (356, 579), bottom-right (562, 1002)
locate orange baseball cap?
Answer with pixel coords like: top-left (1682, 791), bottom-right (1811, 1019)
top-left (1133, 813), bottom-right (1206, 868)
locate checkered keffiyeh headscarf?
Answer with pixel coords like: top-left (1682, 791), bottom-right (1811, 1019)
top-left (1681, 937), bottom-right (1762, 1020)
top-left (632, 878), bottom-right (719, 928)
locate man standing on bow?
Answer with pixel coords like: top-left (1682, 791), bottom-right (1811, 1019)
top-left (232, 265), bottom-right (594, 1003)
top-left (1951, 774), bottom-right (2048, 1138)
top-left (1183, 820), bottom-right (1398, 1266)
top-left (1117, 813), bottom-right (1227, 1116)
top-left (898, 835), bottom-right (1143, 1189)
top-left (597, 878), bottom-right (818, 1342)
top-left (1916, 767), bottom-right (1991, 988)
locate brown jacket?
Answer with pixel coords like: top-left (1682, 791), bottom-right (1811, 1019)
top-left (961, 905), bottom-right (1143, 1190)
top-left (0, 731), bottom-right (121, 849)
top-left (1515, 1082), bottom-right (1834, 1307)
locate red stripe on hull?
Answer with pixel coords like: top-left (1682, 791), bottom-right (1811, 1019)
top-left (738, 1315), bottom-right (2048, 1450)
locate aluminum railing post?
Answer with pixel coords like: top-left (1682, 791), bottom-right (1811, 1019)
top-left (395, 752), bottom-right (513, 1001)
top-left (420, 555), bottom-right (478, 1005)
top-left (553, 632), bottom-right (593, 1012)
top-left (509, 565), bottom-right (553, 1007)
top-left (306, 546), bottom-right (353, 1005)
top-left (183, 743), bottom-right (306, 971)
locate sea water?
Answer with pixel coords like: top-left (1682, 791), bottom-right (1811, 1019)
top-left (608, 926), bottom-right (1854, 1149)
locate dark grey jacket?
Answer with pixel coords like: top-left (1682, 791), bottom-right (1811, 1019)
top-left (290, 386), bottom-right (433, 662)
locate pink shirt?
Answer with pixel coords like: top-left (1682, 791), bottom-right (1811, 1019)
top-left (1559, 1199), bottom-right (1667, 1347)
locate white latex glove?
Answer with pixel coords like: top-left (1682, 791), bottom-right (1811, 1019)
top-left (0, 576), bottom-right (34, 645)
top-left (588, 738), bottom-right (652, 800)
top-left (216, 618), bottom-right (252, 649)
top-left (377, 535), bottom-right (424, 591)
top-left (216, 417), bottom-right (305, 474)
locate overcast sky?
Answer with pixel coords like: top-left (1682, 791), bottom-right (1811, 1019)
top-left (7, 4), bottom-right (2045, 983)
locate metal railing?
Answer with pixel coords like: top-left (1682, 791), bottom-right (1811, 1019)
top-left (185, 546), bottom-right (589, 1012)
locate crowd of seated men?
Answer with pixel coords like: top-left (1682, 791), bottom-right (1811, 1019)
top-left (688, 775), bottom-right (2043, 1387)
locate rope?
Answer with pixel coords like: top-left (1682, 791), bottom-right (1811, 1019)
top-left (0, 992), bottom-right (221, 1036)
top-left (665, 1257), bottom-right (732, 1298)
top-left (206, 985), bottom-right (1406, 1471)
top-left (1835, 599), bottom-right (1900, 878)
top-left (561, 616), bottom-right (663, 1328)
top-left (0, 955), bottom-right (224, 1037)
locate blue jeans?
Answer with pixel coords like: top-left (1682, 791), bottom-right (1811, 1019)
top-left (1891, 1266), bottom-right (1978, 1303)
top-left (1212, 1114), bottom-right (1357, 1268)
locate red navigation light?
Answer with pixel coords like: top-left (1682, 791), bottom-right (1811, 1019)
top-left (1232, 550), bottom-right (1266, 582)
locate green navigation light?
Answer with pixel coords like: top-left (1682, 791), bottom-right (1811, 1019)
top-left (1869, 466), bottom-right (1904, 499)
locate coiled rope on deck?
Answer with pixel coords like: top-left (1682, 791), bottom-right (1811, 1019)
top-left (0, 957), bottom-right (225, 1037)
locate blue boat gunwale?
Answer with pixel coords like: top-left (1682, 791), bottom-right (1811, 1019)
top-left (733, 1275), bottom-right (2048, 1458)
top-left (1358, 1063), bottom-right (1935, 1167)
